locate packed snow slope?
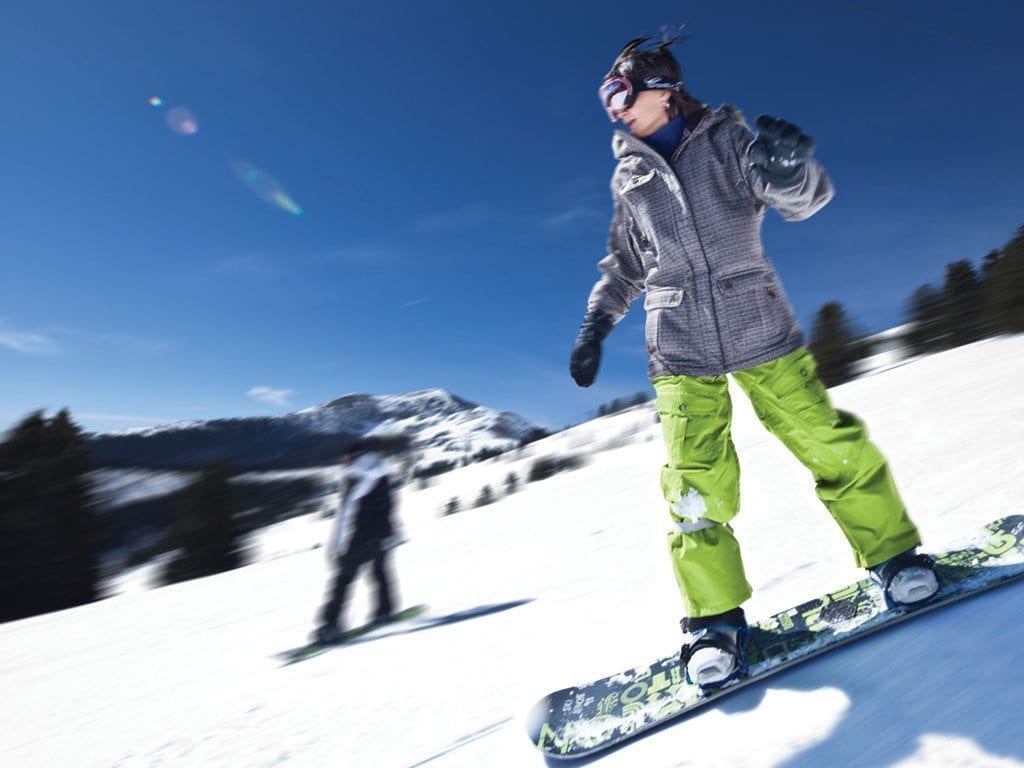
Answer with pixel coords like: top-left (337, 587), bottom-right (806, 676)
top-left (3, 336), bottom-right (1024, 768)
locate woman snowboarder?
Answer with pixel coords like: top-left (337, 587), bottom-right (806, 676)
top-left (569, 32), bottom-right (938, 689)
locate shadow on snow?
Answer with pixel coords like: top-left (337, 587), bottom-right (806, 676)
top-left (348, 598), bottom-right (535, 645)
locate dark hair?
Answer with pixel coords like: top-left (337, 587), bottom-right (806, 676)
top-left (604, 27), bottom-right (703, 120)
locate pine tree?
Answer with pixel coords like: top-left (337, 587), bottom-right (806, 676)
top-left (978, 249), bottom-right (1004, 338)
top-left (981, 249), bottom-right (1002, 282)
top-left (0, 410), bottom-right (99, 621)
top-left (504, 472), bottom-right (519, 495)
top-left (0, 418), bottom-right (39, 621)
top-left (905, 284), bottom-right (947, 354)
top-left (808, 302), bottom-right (864, 387)
top-left (942, 260), bottom-right (985, 347)
top-left (982, 226), bottom-right (1024, 334)
top-left (45, 409), bottom-right (99, 609)
top-left (162, 463), bottom-right (244, 585)
top-left (474, 485), bottom-right (495, 508)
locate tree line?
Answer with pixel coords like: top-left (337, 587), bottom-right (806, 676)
top-left (809, 224), bottom-right (1024, 386)
top-left (0, 410), bottom-right (244, 622)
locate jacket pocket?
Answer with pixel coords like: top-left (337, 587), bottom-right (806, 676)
top-left (618, 168), bottom-right (680, 248)
top-left (716, 269), bottom-right (789, 359)
top-left (619, 169), bottom-right (657, 195)
top-left (644, 288), bottom-right (698, 367)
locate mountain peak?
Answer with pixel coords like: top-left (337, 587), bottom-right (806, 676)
top-left (90, 388), bottom-right (545, 471)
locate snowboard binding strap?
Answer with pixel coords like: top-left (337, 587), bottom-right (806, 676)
top-left (679, 623), bottom-right (750, 689)
top-left (871, 552), bottom-right (939, 607)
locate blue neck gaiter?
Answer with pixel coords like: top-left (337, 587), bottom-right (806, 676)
top-left (643, 114), bottom-right (687, 161)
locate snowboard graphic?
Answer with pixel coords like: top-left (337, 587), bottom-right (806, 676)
top-left (527, 515), bottom-right (1024, 760)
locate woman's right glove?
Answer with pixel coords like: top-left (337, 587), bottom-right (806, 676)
top-left (569, 310), bottom-right (614, 388)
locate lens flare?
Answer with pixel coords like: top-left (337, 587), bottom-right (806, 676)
top-left (166, 106), bottom-right (199, 135)
top-left (148, 96), bottom-right (163, 107)
top-left (230, 160), bottom-right (304, 216)
top-left (271, 191), bottom-right (303, 216)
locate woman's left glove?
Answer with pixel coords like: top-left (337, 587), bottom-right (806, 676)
top-left (748, 115), bottom-right (815, 186)
top-left (570, 310), bottom-right (614, 388)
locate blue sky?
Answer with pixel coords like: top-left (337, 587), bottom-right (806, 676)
top-left (2, 0), bottom-right (1022, 435)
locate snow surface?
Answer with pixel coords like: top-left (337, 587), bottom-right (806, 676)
top-left (4, 336), bottom-right (1024, 767)
top-left (88, 469), bottom-right (194, 509)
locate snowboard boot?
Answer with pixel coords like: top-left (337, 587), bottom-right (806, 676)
top-left (869, 549), bottom-right (939, 608)
top-left (312, 622), bottom-right (346, 646)
top-left (680, 607), bottom-right (749, 689)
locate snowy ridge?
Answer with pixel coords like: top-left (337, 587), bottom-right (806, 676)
top-left (295, 388), bottom-right (541, 470)
top-left (115, 419), bottom-right (208, 437)
top-left (89, 387), bottom-right (544, 473)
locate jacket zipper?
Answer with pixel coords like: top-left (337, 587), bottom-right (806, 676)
top-left (674, 169), bottom-right (728, 372)
top-left (620, 118), bottom-right (729, 371)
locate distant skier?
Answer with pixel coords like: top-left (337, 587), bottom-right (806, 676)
top-left (313, 436), bottom-right (406, 645)
top-left (569, 31), bottom-right (939, 688)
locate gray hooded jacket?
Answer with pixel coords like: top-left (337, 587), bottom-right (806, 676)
top-left (586, 105), bottom-right (834, 378)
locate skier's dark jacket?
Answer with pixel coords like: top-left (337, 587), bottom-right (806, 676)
top-left (586, 105), bottom-right (834, 377)
top-left (332, 452), bottom-right (394, 555)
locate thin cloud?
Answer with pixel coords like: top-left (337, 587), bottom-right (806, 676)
top-left (208, 255), bottom-right (285, 278)
top-left (543, 205), bottom-right (606, 230)
top-left (541, 174), bottom-right (610, 231)
top-left (413, 202), bottom-right (497, 232)
top-left (2, 322), bottom-right (171, 357)
top-left (0, 325), bottom-right (59, 355)
top-left (308, 245), bottom-right (402, 267)
top-left (558, 173), bottom-right (609, 199)
top-left (53, 327), bottom-right (172, 355)
top-left (248, 386), bottom-right (294, 409)
top-left (400, 298), bottom-right (430, 309)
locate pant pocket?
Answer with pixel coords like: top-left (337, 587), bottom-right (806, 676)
top-left (655, 393), bottom-right (689, 467)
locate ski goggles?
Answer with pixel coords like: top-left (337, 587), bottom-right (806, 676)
top-left (598, 75), bottom-right (683, 121)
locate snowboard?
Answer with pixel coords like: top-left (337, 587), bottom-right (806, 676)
top-left (277, 604), bottom-right (428, 665)
top-left (527, 515), bottom-right (1024, 760)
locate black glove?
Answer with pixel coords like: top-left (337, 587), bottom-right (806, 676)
top-left (748, 115), bottom-right (815, 186)
top-left (569, 310), bottom-right (614, 388)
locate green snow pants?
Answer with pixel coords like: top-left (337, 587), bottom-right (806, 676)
top-left (653, 347), bottom-right (920, 618)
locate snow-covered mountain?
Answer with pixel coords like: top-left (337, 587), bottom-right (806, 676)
top-left (295, 389), bottom-right (545, 470)
top-left (88, 388), bottom-right (545, 472)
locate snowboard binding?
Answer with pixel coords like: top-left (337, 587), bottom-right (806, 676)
top-left (870, 551), bottom-right (940, 609)
top-left (679, 618), bottom-right (753, 692)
